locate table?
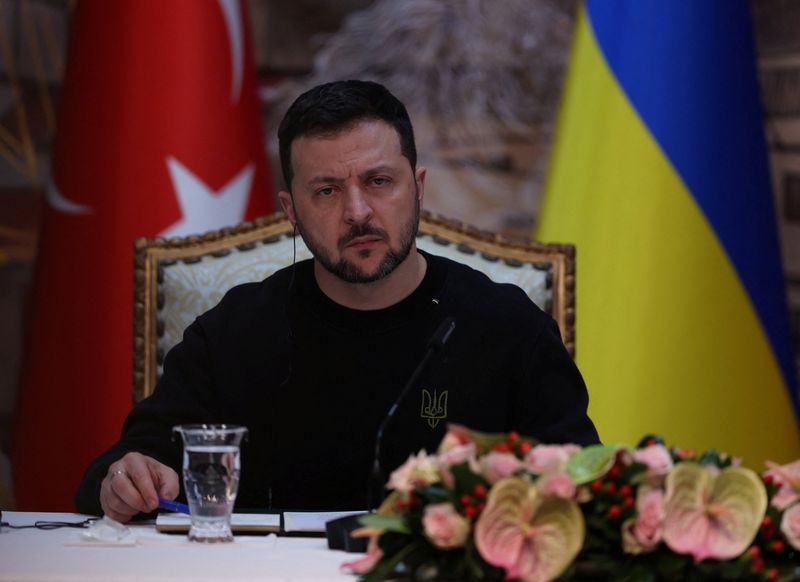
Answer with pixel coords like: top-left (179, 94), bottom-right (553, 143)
top-left (0, 512), bottom-right (357, 582)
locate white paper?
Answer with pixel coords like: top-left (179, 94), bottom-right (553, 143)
top-left (155, 512), bottom-right (280, 531)
top-left (282, 510), bottom-right (366, 533)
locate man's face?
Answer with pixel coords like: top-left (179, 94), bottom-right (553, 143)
top-left (278, 120), bottom-right (425, 284)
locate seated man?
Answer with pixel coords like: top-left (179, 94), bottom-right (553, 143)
top-left (75, 80), bottom-right (599, 522)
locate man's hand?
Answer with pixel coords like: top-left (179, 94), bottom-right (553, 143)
top-left (100, 452), bottom-right (179, 523)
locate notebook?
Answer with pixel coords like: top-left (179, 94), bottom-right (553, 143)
top-left (155, 510), bottom-right (365, 534)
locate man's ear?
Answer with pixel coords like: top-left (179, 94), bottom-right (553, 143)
top-left (415, 166), bottom-right (427, 206)
top-left (278, 191), bottom-right (297, 226)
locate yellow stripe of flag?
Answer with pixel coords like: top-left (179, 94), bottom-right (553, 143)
top-left (537, 6), bottom-right (800, 468)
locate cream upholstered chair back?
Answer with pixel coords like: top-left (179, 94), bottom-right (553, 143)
top-left (133, 211), bottom-right (575, 402)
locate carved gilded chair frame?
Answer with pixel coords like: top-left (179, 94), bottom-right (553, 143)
top-left (133, 210), bottom-right (575, 402)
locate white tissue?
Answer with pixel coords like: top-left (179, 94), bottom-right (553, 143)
top-left (81, 516), bottom-right (135, 545)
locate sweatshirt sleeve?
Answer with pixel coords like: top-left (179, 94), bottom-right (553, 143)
top-left (74, 317), bottom-right (219, 515)
top-left (514, 315), bottom-right (601, 447)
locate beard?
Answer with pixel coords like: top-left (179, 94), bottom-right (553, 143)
top-left (296, 198), bottom-right (420, 284)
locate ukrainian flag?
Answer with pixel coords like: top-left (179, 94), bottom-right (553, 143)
top-left (537, 1), bottom-right (800, 468)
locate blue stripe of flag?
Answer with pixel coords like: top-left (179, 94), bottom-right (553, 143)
top-left (586, 0), bottom-right (798, 414)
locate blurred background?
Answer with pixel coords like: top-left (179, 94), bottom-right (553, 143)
top-left (1, 0), bottom-right (799, 508)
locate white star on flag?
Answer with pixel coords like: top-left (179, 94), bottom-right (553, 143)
top-left (161, 156), bottom-right (254, 237)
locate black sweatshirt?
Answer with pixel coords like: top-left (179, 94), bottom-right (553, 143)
top-left (75, 251), bottom-right (599, 514)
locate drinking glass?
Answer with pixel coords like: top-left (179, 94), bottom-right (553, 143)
top-left (173, 424), bottom-right (248, 542)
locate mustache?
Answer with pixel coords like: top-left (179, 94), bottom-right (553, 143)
top-left (338, 224), bottom-right (389, 248)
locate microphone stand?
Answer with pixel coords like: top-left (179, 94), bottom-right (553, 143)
top-left (368, 316), bottom-right (456, 511)
top-left (326, 317), bottom-right (456, 552)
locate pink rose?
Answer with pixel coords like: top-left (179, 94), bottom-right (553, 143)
top-left (387, 455), bottom-right (416, 492)
top-left (481, 452), bottom-right (522, 484)
top-left (632, 488), bottom-right (665, 550)
top-left (524, 444), bottom-right (581, 475)
top-left (437, 443), bottom-right (478, 489)
top-left (387, 452), bottom-right (439, 493)
top-left (422, 503), bottom-right (470, 549)
top-left (537, 472), bottom-right (576, 499)
top-left (764, 460), bottom-right (800, 510)
top-left (438, 424), bottom-right (475, 452)
top-left (781, 503), bottom-right (800, 551)
top-left (622, 489), bottom-right (667, 554)
top-left (634, 444), bottom-right (673, 478)
top-left (341, 534), bottom-right (383, 574)
top-left (438, 442), bottom-right (477, 467)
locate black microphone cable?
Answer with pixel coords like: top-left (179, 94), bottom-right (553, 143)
top-left (367, 316), bottom-right (456, 511)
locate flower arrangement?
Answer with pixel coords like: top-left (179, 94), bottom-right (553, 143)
top-left (343, 425), bottom-right (800, 582)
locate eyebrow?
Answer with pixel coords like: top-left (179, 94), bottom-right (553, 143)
top-left (305, 165), bottom-right (400, 187)
top-left (360, 165), bottom-right (398, 179)
top-left (306, 175), bottom-right (344, 187)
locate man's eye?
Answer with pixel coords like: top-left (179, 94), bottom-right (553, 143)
top-left (317, 187), bottom-right (335, 197)
top-left (371, 177), bottom-right (389, 186)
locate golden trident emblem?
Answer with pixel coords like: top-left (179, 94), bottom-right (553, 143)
top-left (420, 388), bottom-right (448, 429)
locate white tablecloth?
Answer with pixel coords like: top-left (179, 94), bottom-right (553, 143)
top-left (0, 512), bottom-right (356, 582)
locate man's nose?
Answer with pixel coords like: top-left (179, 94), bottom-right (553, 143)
top-left (342, 187), bottom-right (374, 224)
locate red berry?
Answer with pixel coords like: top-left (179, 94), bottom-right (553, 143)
top-left (607, 505), bottom-right (622, 519)
top-left (751, 558), bottom-right (764, 573)
top-left (766, 567), bottom-right (779, 581)
top-left (590, 480), bottom-right (603, 493)
top-left (763, 527), bottom-right (775, 540)
top-left (605, 482), bottom-right (618, 495)
top-left (464, 506), bottom-right (477, 518)
top-left (608, 466), bottom-right (621, 479)
top-left (763, 474), bottom-right (774, 486)
top-left (762, 516), bottom-right (773, 529)
top-left (747, 545), bottom-right (761, 559)
top-left (476, 502), bottom-right (486, 514)
top-left (518, 441), bottom-right (533, 455)
top-left (460, 494), bottom-right (473, 507)
top-left (492, 442), bottom-right (511, 453)
top-left (771, 540), bottom-right (785, 553)
top-left (507, 431), bottom-right (520, 443)
top-left (473, 483), bottom-right (488, 499)
top-left (645, 438), bottom-right (657, 447)
top-left (623, 496), bottom-right (635, 509)
top-left (619, 484), bottom-right (632, 497)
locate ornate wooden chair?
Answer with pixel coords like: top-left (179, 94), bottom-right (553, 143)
top-left (132, 210), bottom-right (575, 402)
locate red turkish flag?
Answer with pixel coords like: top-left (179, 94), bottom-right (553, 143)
top-left (12, 0), bottom-right (272, 510)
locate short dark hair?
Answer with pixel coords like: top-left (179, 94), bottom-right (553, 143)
top-left (278, 80), bottom-right (417, 190)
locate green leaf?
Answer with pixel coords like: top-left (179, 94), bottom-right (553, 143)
top-left (414, 483), bottom-right (453, 504)
top-left (359, 513), bottom-right (411, 534)
top-left (697, 448), bottom-right (722, 466)
top-left (567, 444), bottom-right (622, 484)
top-left (449, 462), bottom-right (490, 495)
top-left (360, 539), bottom-right (422, 582)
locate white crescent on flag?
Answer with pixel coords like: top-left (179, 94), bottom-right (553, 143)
top-left (46, 180), bottom-right (93, 215)
top-left (218, 0), bottom-right (244, 103)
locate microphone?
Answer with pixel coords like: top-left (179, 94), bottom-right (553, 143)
top-left (369, 316), bottom-right (456, 510)
top-left (325, 316), bottom-right (456, 553)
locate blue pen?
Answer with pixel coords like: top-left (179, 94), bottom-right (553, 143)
top-left (158, 497), bottom-right (190, 514)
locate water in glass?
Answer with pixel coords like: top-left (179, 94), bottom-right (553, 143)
top-left (173, 425), bottom-right (247, 542)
